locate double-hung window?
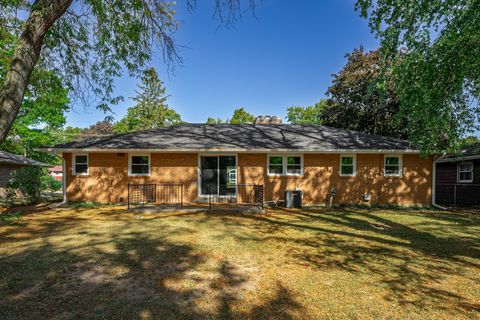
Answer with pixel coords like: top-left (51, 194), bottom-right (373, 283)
top-left (268, 156), bottom-right (284, 175)
top-left (286, 156), bottom-right (302, 175)
top-left (73, 154), bottom-right (89, 175)
top-left (268, 155), bottom-right (303, 176)
top-left (384, 155), bottom-right (402, 177)
top-left (129, 154), bottom-right (150, 176)
top-left (458, 162), bottom-right (473, 183)
top-left (340, 155), bottom-right (356, 176)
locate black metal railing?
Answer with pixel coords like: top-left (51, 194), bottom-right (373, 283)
top-left (207, 184), bottom-right (264, 210)
top-left (128, 184), bottom-right (183, 209)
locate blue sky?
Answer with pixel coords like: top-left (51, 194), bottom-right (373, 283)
top-left (66, 0), bottom-right (379, 127)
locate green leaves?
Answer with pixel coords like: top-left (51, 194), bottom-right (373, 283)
top-left (286, 100), bottom-right (327, 125)
top-left (205, 108), bottom-right (255, 124)
top-left (206, 117), bottom-right (224, 124)
top-left (1, 0), bottom-right (181, 115)
top-left (0, 28), bottom-right (70, 163)
top-left (229, 108), bottom-right (254, 124)
top-left (113, 67), bottom-right (182, 133)
top-left (355, 0), bottom-right (480, 154)
top-left (287, 49), bottom-right (406, 140)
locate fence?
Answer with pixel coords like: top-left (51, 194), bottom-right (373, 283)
top-left (127, 184), bottom-right (183, 209)
top-left (207, 184), bottom-right (264, 210)
top-left (436, 183), bottom-right (480, 208)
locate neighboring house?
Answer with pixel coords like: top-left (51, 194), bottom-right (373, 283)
top-left (48, 165), bottom-right (63, 181)
top-left (435, 143), bottom-right (480, 206)
top-left (0, 150), bottom-right (49, 196)
top-left (41, 118), bottom-right (433, 206)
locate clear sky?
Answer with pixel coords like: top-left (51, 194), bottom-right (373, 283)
top-left (66, 0), bottom-right (380, 128)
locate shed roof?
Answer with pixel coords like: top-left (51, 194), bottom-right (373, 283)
top-left (437, 142), bottom-right (480, 162)
top-left (0, 150), bottom-right (49, 167)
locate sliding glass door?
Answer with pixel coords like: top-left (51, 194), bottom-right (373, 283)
top-left (200, 155), bottom-right (237, 195)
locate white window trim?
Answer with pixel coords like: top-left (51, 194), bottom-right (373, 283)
top-left (384, 154), bottom-right (403, 177)
top-left (267, 155), bottom-right (285, 176)
top-left (339, 154), bottom-right (356, 177)
top-left (128, 153), bottom-right (151, 177)
top-left (72, 153), bottom-right (89, 176)
top-left (267, 155), bottom-right (304, 177)
top-left (457, 162), bottom-right (473, 183)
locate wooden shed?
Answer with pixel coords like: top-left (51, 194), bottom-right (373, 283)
top-left (435, 143), bottom-right (480, 207)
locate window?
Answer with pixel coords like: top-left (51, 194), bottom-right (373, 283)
top-left (129, 154), bottom-right (150, 176)
top-left (287, 156), bottom-right (302, 175)
top-left (384, 155), bottom-right (402, 177)
top-left (458, 162), bottom-right (473, 183)
top-left (73, 154), bottom-right (88, 175)
top-left (340, 155), bottom-right (356, 176)
top-left (268, 155), bottom-right (303, 176)
top-left (227, 168), bottom-right (237, 184)
top-left (268, 156), bottom-right (284, 175)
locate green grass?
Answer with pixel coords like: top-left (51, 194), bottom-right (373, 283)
top-left (0, 211), bottom-right (21, 223)
top-left (0, 206), bottom-right (479, 319)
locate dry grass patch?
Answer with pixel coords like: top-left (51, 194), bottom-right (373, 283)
top-left (0, 206), bottom-right (479, 319)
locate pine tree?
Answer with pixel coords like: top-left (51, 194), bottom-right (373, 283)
top-left (113, 68), bottom-right (182, 133)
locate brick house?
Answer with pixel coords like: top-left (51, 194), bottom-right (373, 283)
top-left (42, 120), bottom-right (433, 206)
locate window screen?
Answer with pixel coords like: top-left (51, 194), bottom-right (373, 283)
top-left (130, 155), bottom-right (150, 175)
top-left (458, 163), bottom-right (473, 182)
top-left (384, 156), bottom-right (401, 176)
top-left (74, 155), bottom-right (88, 175)
top-left (268, 156), bottom-right (284, 175)
top-left (286, 156), bottom-right (302, 175)
top-left (340, 156), bottom-right (355, 176)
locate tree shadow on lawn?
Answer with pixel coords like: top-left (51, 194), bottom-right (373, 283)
top-left (206, 208), bottom-right (480, 316)
top-left (0, 225), bottom-right (303, 319)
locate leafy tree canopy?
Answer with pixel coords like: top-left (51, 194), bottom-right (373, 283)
top-left (0, 31), bottom-right (69, 163)
top-left (323, 48), bottom-right (407, 139)
top-left (206, 117), bottom-right (224, 124)
top-left (0, 0), bottom-right (257, 142)
top-left (355, 0), bottom-right (480, 153)
top-left (286, 100), bottom-right (327, 125)
top-left (287, 48), bottom-right (406, 139)
top-left (81, 120), bottom-right (115, 136)
top-left (462, 135), bottom-right (480, 147)
top-left (229, 107), bottom-right (254, 124)
top-left (113, 68), bottom-right (182, 133)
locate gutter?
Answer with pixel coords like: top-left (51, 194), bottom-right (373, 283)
top-left (46, 155), bottom-right (68, 208)
top-left (61, 155), bottom-right (67, 205)
top-left (431, 156), bottom-right (447, 210)
top-left (38, 147), bottom-right (422, 154)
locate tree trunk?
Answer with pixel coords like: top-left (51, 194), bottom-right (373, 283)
top-left (0, 0), bottom-right (72, 143)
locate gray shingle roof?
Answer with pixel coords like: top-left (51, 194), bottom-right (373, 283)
top-left (459, 143), bottom-right (480, 156)
top-left (46, 124), bottom-right (416, 152)
top-left (440, 142), bottom-right (480, 161)
top-left (0, 150), bottom-right (49, 166)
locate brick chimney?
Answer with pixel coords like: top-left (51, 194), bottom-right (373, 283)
top-left (254, 116), bottom-right (282, 124)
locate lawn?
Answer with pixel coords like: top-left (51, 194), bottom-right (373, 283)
top-left (0, 206), bottom-right (479, 319)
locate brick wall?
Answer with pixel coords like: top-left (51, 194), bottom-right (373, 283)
top-left (237, 153), bottom-right (432, 206)
top-left (64, 152), bottom-right (432, 206)
top-left (64, 152), bottom-right (198, 203)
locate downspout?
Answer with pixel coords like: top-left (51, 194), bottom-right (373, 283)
top-left (61, 154), bottom-right (67, 205)
top-left (432, 156), bottom-right (447, 210)
top-left (47, 153), bottom-right (67, 208)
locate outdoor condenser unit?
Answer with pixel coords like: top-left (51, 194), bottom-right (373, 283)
top-left (285, 189), bottom-right (302, 208)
